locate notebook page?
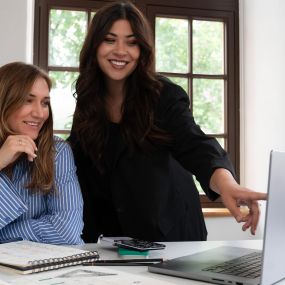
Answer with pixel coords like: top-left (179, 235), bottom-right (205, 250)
top-left (0, 241), bottom-right (90, 267)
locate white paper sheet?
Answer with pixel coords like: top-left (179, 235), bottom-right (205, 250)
top-left (6, 266), bottom-right (176, 285)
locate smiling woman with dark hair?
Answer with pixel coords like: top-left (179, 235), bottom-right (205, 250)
top-left (68, 1), bottom-right (267, 243)
top-left (0, 61), bottom-right (83, 244)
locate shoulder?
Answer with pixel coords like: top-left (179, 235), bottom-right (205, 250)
top-left (156, 75), bottom-right (190, 113)
top-left (53, 135), bottom-right (73, 159)
top-left (158, 75), bottom-right (188, 94)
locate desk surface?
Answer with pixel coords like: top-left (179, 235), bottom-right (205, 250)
top-left (1, 239), bottom-right (284, 285)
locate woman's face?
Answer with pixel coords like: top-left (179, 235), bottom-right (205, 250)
top-left (97, 19), bottom-right (141, 85)
top-left (6, 77), bottom-right (50, 140)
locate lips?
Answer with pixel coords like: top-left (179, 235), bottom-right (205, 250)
top-left (24, 121), bottom-right (41, 128)
top-left (109, 60), bottom-right (128, 68)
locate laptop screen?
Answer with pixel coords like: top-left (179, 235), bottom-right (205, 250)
top-left (261, 150), bottom-right (285, 284)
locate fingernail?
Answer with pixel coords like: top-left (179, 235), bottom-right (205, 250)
top-left (236, 216), bottom-right (242, 222)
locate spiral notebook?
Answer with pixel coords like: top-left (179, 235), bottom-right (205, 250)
top-left (0, 240), bottom-right (99, 274)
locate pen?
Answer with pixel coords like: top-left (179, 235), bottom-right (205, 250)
top-left (82, 258), bottom-right (164, 266)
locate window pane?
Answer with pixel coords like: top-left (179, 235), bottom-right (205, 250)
top-left (193, 79), bottom-right (224, 134)
top-left (49, 9), bottom-right (87, 67)
top-left (49, 71), bottom-right (78, 130)
top-left (91, 11), bottom-right (96, 19)
top-left (193, 20), bottom-right (224, 75)
top-left (216, 138), bottom-right (225, 149)
top-left (55, 133), bottom-right (69, 140)
top-left (155, 17), bottom-right (189, 73)
top-left (167, 76), bottom-right (188, 93)
top-left (193, 176), bottom-right (203, 194)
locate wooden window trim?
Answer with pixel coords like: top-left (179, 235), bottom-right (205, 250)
top-left (203, 208), bottom-right (231, 218)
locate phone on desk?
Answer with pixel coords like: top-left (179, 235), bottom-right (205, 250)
top-left (114, 239), bottom-right (166, 251)
top-left (100, 236), bottom-right (166, 251)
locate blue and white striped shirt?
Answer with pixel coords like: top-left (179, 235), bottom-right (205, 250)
top-left (0, 137), bottom-right (84, 245)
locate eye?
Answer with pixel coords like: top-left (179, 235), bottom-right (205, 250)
top-left (42, 100), bottom-right (50, 107)
top-left (104, 37), bottom-right (115, 44)
top-left (127, 39), bottom-right (138, 46)
top-left (25, 98), bottom-right (33, 104)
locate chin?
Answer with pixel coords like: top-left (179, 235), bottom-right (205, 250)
top-left (26, 133), bottom-right (39, 140)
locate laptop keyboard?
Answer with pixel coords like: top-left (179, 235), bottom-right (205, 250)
top-left (202, 251), bottom-right (261, 279)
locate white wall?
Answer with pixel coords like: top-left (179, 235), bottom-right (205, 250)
top-left (1, 0), bottom-right (285, 240)
top-left (239, 0), bottom-right (285, 234)
top-left (0, 0), bottom-right (34, 65)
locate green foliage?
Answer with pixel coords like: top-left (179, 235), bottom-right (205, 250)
top-left (193, 79), bottom-right (224, 134)
top-left (193, 20), bottom-right (224, 74)
top-left (49, 71), bottom-right (78, 91)
top-left (156, 17), bottom-right (189, 73)
top-left (49, 9), bottom-right (87, 67)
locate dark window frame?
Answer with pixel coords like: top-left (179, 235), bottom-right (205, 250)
top-left (34, 0), bottom-right (240, 208)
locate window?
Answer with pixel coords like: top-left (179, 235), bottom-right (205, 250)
top-left (34, 0), bottom-right (239, 208)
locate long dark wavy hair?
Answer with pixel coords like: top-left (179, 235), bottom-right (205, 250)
top-left (0, 62), bottom-right (55, 193)
top-left (72, 1), bottom-right (169, 171)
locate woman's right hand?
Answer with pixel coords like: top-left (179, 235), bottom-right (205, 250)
top-left (0, 135), bottom-right (37, 170)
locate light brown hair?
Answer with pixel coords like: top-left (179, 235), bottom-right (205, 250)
top-left (0, 61), bottom-right (55, 193)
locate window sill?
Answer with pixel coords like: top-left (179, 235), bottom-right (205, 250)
top-left (203, 207), bottom-right (249, 218)
top-left (202, 208), bottom-right (231, 217)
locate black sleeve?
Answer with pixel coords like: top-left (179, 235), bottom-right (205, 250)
top-left (156, 78), bottom-right (235, 200)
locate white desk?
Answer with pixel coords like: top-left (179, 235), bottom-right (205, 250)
top-left (1, 240), bottom-right (284, 284)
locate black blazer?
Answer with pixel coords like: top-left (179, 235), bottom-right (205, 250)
top-left (69, 78), bottom-right (234, 242)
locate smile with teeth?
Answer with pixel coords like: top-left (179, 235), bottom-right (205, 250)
top-left (110, 60), bottom-right (128, 67)
top-left (24, 121), bottom-right (41, 127)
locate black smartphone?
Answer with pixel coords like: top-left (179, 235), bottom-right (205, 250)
top-left (113, 239), bottom-right (166, 251)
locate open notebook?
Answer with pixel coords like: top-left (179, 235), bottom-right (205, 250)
top-left (149, 150), bottom-right (285, 285)
top-left (0, 240), bottom-right (99, 274)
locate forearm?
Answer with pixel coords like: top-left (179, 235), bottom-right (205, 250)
top-left (209, 168), bottom-right (239, 195)
top-left (0, 211), bottom-right (84, 245)
top-left (0, 174), bottom-right (28, 229)
top-left (32, 211), bottom-right (83, 244)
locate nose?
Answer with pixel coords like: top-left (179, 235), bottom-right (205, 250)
top-left (31, 102), bottom-right (45, 118)
top-left (114, 40), bottom-right (127, 56)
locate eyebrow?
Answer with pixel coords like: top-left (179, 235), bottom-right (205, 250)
top-left (28, 93), bottom-right (50, 99)
top-left (107, 32), bottom-right (136, 38)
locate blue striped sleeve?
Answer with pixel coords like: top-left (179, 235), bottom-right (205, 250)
top-left (0, 139), bottom-right (84, 245)
top-left (0, 174), bottom-right (28, 229)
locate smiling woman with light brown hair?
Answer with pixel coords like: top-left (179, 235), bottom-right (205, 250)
top-left (0, 61), bottom-right (54, 191)
top-left (0, 61), bottom-right (83, 244)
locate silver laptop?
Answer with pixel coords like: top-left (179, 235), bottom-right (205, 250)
top-left (149, 150), bottom-right (285, 285)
